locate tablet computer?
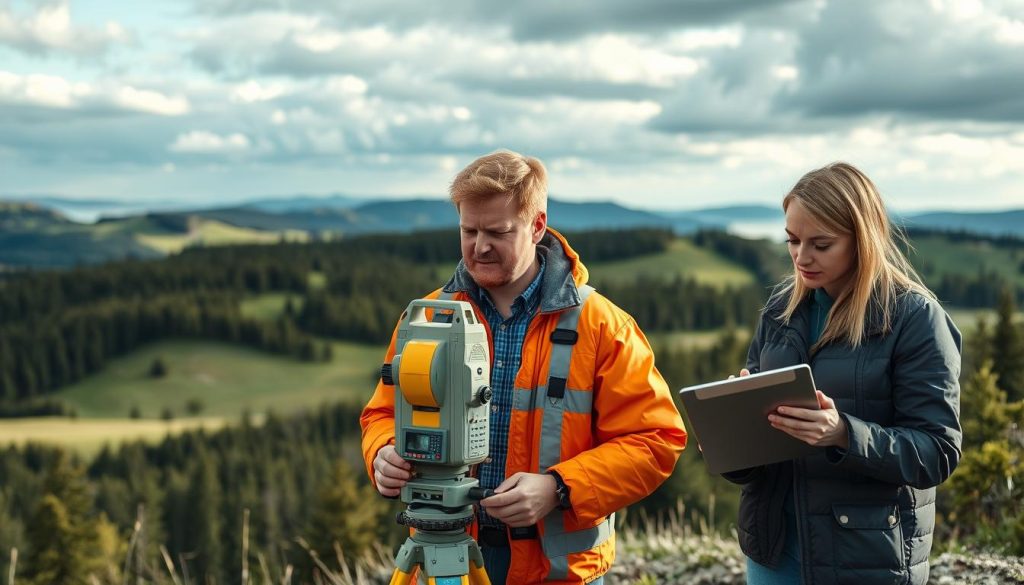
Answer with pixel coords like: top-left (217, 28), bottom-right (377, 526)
top-left (679, 364), bottom-right (820, 474)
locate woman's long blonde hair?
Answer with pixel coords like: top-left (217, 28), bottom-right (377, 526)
top-left (775, 162), bottom-right (934, 351)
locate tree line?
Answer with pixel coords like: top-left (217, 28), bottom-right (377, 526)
top-left (596, 276), bottom-right (766, 334)
top-left (0, 293), bottom-right (328, 407)
top-left (0, 403), bottom-right (392, 585)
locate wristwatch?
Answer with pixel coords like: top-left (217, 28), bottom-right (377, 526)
top-left (547, 471), bottom-right (572, 510)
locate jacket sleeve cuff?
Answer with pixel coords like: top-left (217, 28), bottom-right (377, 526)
top-left (721, 466), bottom-right (764, 485)
top-left (825, 412), bottom-right (862, 467)
top-left (549, 458), bottom-right (600, 525)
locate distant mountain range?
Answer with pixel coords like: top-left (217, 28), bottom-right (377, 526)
top-left (1, 194), bottom-right (1022, 269)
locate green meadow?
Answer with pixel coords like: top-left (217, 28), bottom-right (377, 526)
top-left (589, 239), bottom-right (756, 287)
top-left (4, 337), bottom-right (380, 455)
top-left (910, 234), bottom-right (1024, 287)
top-left (54, 339), bottom-right (381, 420)
top-left (0, 416), bottom-right (232, 459)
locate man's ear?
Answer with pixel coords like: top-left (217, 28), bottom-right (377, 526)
top-left (531, 212), bottom-right (547, 244)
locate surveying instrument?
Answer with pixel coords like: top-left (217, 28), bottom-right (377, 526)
top-left (380, 299), bottom-right (494, 585)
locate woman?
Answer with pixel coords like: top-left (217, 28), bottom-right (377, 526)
top-left (727, 162), bottom-right (962, 584)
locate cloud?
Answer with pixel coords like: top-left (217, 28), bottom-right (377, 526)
top-left (188, 17), bottom-right (706, 103)
top-left (191, 0), bottom-right (810, 41)
top-left (0, 70), bottom-right (88, 108)
top-left (169, 130), bottom-right (252, 154)
top-left (2, 0), bottom-right (1024, 209)
top-left (0, 0), bottom-right (130, 57)
top-left (0, 70), bottom-right (189, 116)
top-left (781, 0), bottom-right (1024, 122)
top-left (115, 87), bottom-right (189, 116)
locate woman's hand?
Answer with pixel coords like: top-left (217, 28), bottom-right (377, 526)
top-left (769, 390), bottom-right (849, 449)
top-left (729, 368), bottom-right (751, 379)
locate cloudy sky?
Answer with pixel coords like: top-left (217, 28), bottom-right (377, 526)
top-left (2, 0), bottom-right (1024, 211)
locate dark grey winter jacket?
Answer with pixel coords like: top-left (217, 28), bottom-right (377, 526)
top-left (726, 290), bottom-right (962, 585)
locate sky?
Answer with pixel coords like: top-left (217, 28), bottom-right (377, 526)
top-left (1, 0), bottom-right (1024, 211)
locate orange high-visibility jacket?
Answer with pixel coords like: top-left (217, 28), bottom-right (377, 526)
top-left (360, 228), bottom-right (687, 584)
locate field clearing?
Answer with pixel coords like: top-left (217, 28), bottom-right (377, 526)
top-left (649, 328), bottom-right (751, 352)
top-left (589, 240), bottom-right (756, 288)
top-left (911, 236), bottom-right (1024, 286)
top-left (240, 293), bottom-right (296, 321)
top-left (0, 417), bottom-right (232, 459)
top-left (308, 270), bottom-right (327, 290)
top-left (947, 307), bottom-right (1024, 332)
top-left (53, 339), bottom-right (382, 419)
top-left (136, 220), bottom-right (308, 254)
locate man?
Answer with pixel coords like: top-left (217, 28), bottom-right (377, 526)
top-left (360, 150), bottom-right (687, 584)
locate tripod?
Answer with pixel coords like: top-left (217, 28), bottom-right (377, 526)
top-left (389, 477), bottom-right (492, 585)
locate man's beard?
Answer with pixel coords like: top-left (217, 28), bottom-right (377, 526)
top-left (467, 258), bottom-right (513, 289)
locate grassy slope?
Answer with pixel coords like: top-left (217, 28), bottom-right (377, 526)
top-left (909, 235), bottom-right (1024, 287)
top-left (54, 339), bottom-right (380, 419)
top-left (6, 339), bottom-right (380, 455)
top-left (133, 219), bottom-right (308, 254)
top-left (648, 328), bottom-right (752, 352)
top-left (240, 293), bottom-right (297, 321)
top-left (587, 239), bottom-right (756, 288)
top-left (0, 417), bottom-right (231, 459)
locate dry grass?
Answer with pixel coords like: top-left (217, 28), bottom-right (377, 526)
top-left (0, 417), bottom-right (231, 459)
top-left (10, 498), bottom-right (1019, 585)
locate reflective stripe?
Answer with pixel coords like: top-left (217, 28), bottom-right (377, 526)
top-left (538, 285), bottom-right (593, 473)
top-left (437, 291), bottom-right (454, 300)
top-left (542, 515), bottom-right (614, 559)
top-left (512, 386), bottom-right (536, 412)
top-left (537, 285), bottom-right (597, 582)
top-left (512, 386), bottom-right (592, 414)
top-left (556, 387), bottom-right (592, 415)
top-left (547, 555), bottom-right (569, 581)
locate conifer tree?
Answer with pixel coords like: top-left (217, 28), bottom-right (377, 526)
top-left (966, 316), bottom-right (993, 375)
top-left (993, 289), bottom-right (1024, 401)
top-left (24, 494), bottom-right (78, 585)
top-left (23, 454), bottom-right (101, 585)
top-left (960, 361), bottom-right (1017, 450)
top-left (940, 361), bottom-right (1024, 553)
top-left (189, 452), bottom-right (224, 584)
top-left (307, 460), bottom-right (389, 574)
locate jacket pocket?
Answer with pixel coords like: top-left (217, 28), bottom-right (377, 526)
top-left (831, 503), bottom-right (906, 580)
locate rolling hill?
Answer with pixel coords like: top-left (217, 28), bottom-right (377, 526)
top-left (2, 195), bottom-right (1022, 269)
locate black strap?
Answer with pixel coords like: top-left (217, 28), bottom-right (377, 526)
top-left (550, 329), bottom-right (578, 345)
top-left (547, 376), bottom-right (567, 400)
top-left (510, 525), bottom-right (538, 540)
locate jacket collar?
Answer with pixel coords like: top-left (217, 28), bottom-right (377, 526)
top-left (764, 285), bottom-right (889, 340)
top-left (442, 227), bottom-right (587, 315)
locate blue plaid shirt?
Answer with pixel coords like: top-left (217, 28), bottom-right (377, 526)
top-left (475, 255), bottom-right (545, 527)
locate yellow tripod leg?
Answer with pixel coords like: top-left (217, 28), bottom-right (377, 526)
top-left (468, 561), bottom-right (492, 585)
top-left (389, 568), bottom-right (414, 585)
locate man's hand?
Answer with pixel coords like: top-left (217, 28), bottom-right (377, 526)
top-left (769, 390), bottom-right (849, 449)
top-left (372, 444), bottom-right (412, 497)
top-left (480, 472), bottom-right (558, 527)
